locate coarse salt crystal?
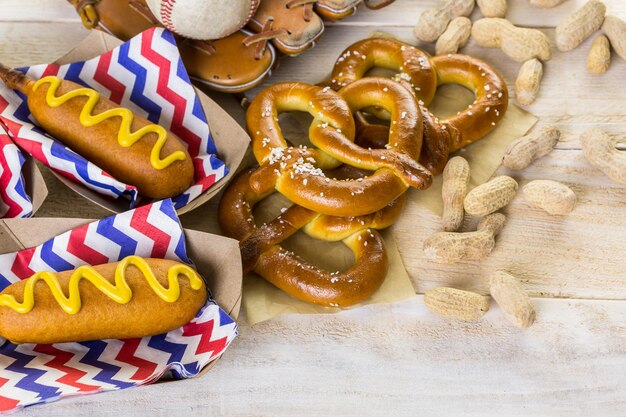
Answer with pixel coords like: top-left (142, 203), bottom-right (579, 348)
top-left (268, 147), bottom-right (285, 164)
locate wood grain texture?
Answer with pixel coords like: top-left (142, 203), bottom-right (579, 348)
top-left (4, 0), bottom-right (626, 27)
top-left (398, 151), bottom-right (626, 300)
top-left (326, 0), bottom-right (626, 27)
top-left (17, 296), bottom-right (626, 417)
top-left (1, 1), bottom-right (626, 415)
top-left (0, 22), bottom-right (88, 67)
top-left (1, 0), bottom-right (79, 22)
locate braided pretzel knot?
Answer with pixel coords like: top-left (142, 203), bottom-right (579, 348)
top-left (218, 163), bottom-right (407, 307)
top-left (330, 38), bottom-right (509, 175)
top-left (246, 77), bottom-right (432, 217)
top-left (219, 78), bottom-right (425, 306)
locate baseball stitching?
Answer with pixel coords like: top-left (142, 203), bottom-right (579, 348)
top-left (159, 0), bottom-right (259, 37)
top-left (160, 0), bottom-right (177, 32)
top-left (247, 0), bottom-right (261, 24)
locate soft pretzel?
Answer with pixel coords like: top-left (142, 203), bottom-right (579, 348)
top-left (329, 37), bottom-right (438, 104)
top-left (248, 81), bottom-right (355, 170)
top-left (354, 110), bottom-right (451, 176)
top-left (301, 164), bottom-right (406, 241)
top-left (246, 78), bottom-right (432, 217)
top-left (0, 257), bottom-right (207, 344)
top-left (430, 54), bottom-right (509, 152)
top-left (218, 166), bottom-right (391, 307)
top-left (356, 54), bottom-right (509, 157)
top-left (329, 38), bottom-right (509, 174)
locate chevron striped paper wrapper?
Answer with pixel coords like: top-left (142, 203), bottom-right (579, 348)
top-left (0, 199), bottom-right (238, 413)
top-left (0, 126), bottom-right (32, 219)
top-left (0, 27), bottom-right (227, 209)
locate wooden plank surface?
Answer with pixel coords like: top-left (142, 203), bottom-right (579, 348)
top-left (1, 0), bottom-right (626, 415)
top-left (18, 296), bottom-right (626, 417)
top-left (0, 22), bottom-right (88, 67)
top-left (4, 0), bottom-right (626, 26)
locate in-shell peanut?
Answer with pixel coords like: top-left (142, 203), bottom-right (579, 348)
top-left (414, 0), bottom-right (476, 42)
top-left (442, 156), bottom-right (471, 232)
top-left (423, 213), bottom-right (506, 264)
top-left (603, 15), bottom-right (626, 60)
top-left (580, 128), bottom-right (626, 185)
top-left (502, 125), bottom-right (560, 170)
top-left (490, 271), bottom-right (536, 328)
top-left (529, 0), bottom-right (568, 8)
top-left (477, 0), bottom-right (507, 18)
top-left (471, 18), bottom-right (551, 62)
top-left (464, 176), bottom-right (518, 217)
top-left (522, 180), bottom-right (576, 215)
top-left (556, 0), bottom-right (606, 52)
top-left (587, 35), bottom-right (611, 74)
top-left (436, 16), bottom-right (472, 55)
top-left (515, 58), bottom-right (543, 105)
top-left (424, 287), bottom-right (490, 321)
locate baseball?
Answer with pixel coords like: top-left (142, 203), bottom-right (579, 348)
top-left (146, 0), bottom-right (260, 40)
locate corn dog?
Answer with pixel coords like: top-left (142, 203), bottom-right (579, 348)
top-left (0, 64), bottom-right (194, 199)
top-left (0, 256), bottom-right (207, 344)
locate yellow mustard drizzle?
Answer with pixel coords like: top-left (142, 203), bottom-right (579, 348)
top-left (32, 76), bottom-right (187, 170)
top-left (0, 256), bottom-right (203, 314)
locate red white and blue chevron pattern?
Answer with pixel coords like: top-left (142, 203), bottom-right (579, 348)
top-left (0, 27), bottom-right (227, 209)
top-left (0, 127), bottom-right (32, 219)
top-left (0, 199), bottom-right (238, 413)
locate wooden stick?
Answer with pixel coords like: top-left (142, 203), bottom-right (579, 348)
top-left (0, 63), bottom-right (31, 93)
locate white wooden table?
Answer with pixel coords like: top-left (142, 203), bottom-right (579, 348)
top-left (1, 1), bottom-right (626, 415)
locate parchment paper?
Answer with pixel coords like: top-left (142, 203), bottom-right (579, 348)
top-left (409, 84), bottom-right (538, 215)
top-left (243, 83), bottom-right (537, 326)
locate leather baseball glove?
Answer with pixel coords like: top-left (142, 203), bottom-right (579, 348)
top-left (67, 0), bottom-right (395, 92)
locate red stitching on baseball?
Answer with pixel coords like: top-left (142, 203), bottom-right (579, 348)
top-left (247, 0), bottom-right (261, 22)
top-left (160, 0), bottom-right (177, 32)
top-left (159, 0), bottom-right (259, 37)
